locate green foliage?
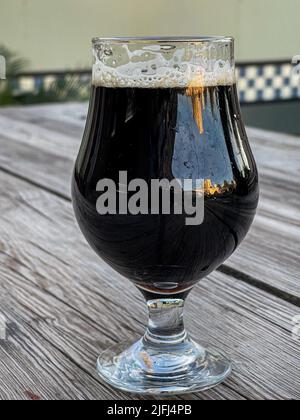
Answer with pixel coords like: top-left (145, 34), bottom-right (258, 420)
top-left (0, 45), bottom-right (29, 105)
top-left (16, 75), bottom-right (90, 105)
top-left (0, 45), bottom-right (90, 106)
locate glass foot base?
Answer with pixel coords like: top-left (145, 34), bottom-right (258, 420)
top-left (97, 337), bottom-right (232, 395)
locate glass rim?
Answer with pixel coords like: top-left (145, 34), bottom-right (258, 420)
top-left (92, 36), bottom-right (234, 45)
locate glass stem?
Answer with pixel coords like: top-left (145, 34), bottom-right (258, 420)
top-left (143, 299), bottom-right (187, 346)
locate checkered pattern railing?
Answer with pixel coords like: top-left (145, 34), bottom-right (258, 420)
top-left (237, 62), bottom-right (300, 104)
top-left (10, 61), bottom-right (300, 104)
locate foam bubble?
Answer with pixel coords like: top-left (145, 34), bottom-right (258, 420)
top-left (92, 44), bottom-right (235, 88)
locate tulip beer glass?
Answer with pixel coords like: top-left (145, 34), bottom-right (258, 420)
top-left (72, 37), bottom-right (259, 394)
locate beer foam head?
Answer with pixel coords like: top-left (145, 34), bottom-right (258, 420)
top-left (92, 39), bottom-right (235, 88)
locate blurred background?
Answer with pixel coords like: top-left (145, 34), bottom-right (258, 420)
top-left (0, 0), bottom-right (300, 133)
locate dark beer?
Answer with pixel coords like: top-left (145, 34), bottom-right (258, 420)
top-left (72, 83), bottom-right (259, 298)
top-left (72, 38), bottom-right (259, 394)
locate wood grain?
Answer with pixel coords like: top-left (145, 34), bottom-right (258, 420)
top-left (0, 170), bottom-right (299, 400)
top-left (0, 104), bottom-right (299, 299)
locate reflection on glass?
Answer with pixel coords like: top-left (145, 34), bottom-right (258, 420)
top-left (72, 37), bottom-right (259, 395)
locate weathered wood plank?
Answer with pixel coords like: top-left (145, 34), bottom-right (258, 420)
top-left (2, 103), bottom-right (300, 183)
top-left (3, 104), bottom-right (299, 177)
top-left (0, 246), bottom-right (243, 401)
top-left (227, 180), bottom-right (300, 300)
top-left (0, 104), bottom-right (299, 299)
top-left (0, 111), bottom-right (78, 197)
top-left (0, 268), bottom-right (163, 401)
top-left (248, 126), bottom-right (300, 178)
top-left (0, 342), bottom-right (65, 400)
top-left (1, 104), bottom-right (299, 196)
top-left (0, 114), bottom-right (78, 158)
top-left (0, 103), bottom-right (87, 130)
top-left (0, 170), bottom-right (299, 400)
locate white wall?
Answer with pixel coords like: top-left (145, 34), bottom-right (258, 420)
top-left (0, 0), bottom-right (299, 71)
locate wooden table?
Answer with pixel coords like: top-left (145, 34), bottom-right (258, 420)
top-left (0, 103), bottom-right (299, 400)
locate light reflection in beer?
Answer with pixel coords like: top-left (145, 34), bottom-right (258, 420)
top-left (185, 84), bottom-right (206, 134)
top-left (195, 179), bottom-right (237, 197)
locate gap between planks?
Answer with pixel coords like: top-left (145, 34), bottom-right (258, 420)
top-left (0, 106), bottom-right (299, 300)
top-left (0, 168), bottom-right (299, 399)
top-left (0, 164), bottom-right (297, 311)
